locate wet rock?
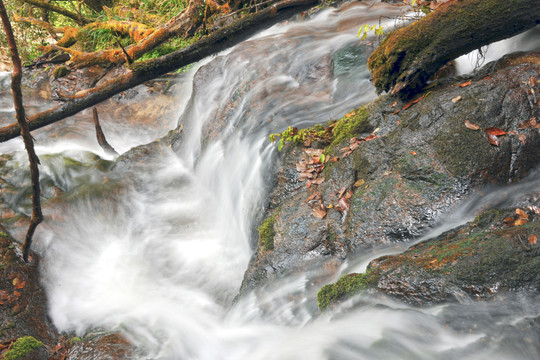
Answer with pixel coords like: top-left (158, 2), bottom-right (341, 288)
top-left (239, 51), bottom-right (540, 297)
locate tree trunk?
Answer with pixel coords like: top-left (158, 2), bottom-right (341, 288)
top-left (368, 0), bottom-right (540, 99)
top-left (0, 0), bottom-right (43, 263)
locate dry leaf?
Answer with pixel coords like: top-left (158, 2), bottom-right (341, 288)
top-left (459, 80), bottom-right (472, 87)
top-left (341, 150), bottom-right (352, 158)
top-left (354, 179), bottom-right (365, 187)
top-left (306, 193), bottom-right (317, 202)
top-left (365, 134), bottom-right (379, 141)
top-left (514, 218), bottom-right (528, 226)
top-left (13, 291), bottom-right (21, 298)
top-left (296, 161), bottom-right (307, 172)
top-left (503, 216), bottom-right (515, 225)
top-left (344, 190), bottom-right (353, 200)
top-left (298, 172), bottom-right (314, 181)
top-left (391, 101), bottom-right (398, 108)
top-left (486, 133), bottom-right (499, 146)
top-left (338, 197), bottom-right (349, 211)
top-left (312, 202), bottom-right (327, 219)
top-left (311, 178), bottom-right (325, 185)
top-left (518, 134), bottom-right (527, 144)
top-left (403, 94), bottom-right (426, 110)
top-left (410, 151), bottom-right (416, 156)
top-left (529, 234), bottom-right (538, 245)
top-left (451, 96), bottom-right (462, 103)
top-left (507, 130), bottom-right (518, 135)
top-left (516, 208), bottom-right (528, 220)
top-left (330, 157), bottom-right (339, 163)
top-left (0, 290), bottom-right (9, 300)
top-left (340, 146), bottom-right (351, 153)
top-left (485, 127), bottom-right (507, 136)
top-left (350, 142), bottom-right (360, 150)
top-left (337, 187), bottom-right (346, 199)
top-left (530, 76), bottom-right (537, 87)
top-left (306, 180), bottom-right (312, 189)
top-left (464, 120), bottom-right (480, 130)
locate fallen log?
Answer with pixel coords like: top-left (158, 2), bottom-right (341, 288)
top-left (367, 0), bottom-right (540, 99)
top-left (0, 0), bottom-right (319, 143)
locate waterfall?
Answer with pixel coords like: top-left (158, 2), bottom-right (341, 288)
top-left (0, 2), bottom-right (538, 360)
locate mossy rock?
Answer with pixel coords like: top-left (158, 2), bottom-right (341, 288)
top-left (2, 336), bottom-right (43, 360)
top-left (317, 271), bottom-right (380, 311)
top-left (258, 211), bottom-right (278, 251)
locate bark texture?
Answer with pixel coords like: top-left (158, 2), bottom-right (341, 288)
top-left (0, 0), bottom-right (43, 262)
top-left (368, 0), bottom-right (540, 99)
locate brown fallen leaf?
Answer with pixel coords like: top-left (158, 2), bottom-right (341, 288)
top-left (344, 190), bottom-right (353, 200)
top-left (530, 76), bottom-right (537, 87)
top-left (341, 150), bottom-right (352, 158)
top-left (503, 216), bottom-right (515, 225)
top-left (14, 280), bottom-right (26, 290)
top-left (296, 161), bottom-right (307, 172)
top-left (340, 146), bottom-right (351, 153)
top-left (402, 94), bottom-right (426, 110)
top-left (329, 157), bottom-right (339, 163)
top-left (451, 96), bottom-right (462, 103)
top-left (459, 80), bottom-right (472, 87)
top-left (391, 101), bottom-right (398, 108)
top-left (0, 290), bottom-right (9, 300)
top-left (298, 172), bottom-right (314, 181)
top-left (507, 130), bottom-right (518, 135)
top-left (529, 234), bottom-right (538, 245)
top-left (516, 208), bottom-right (528, 220)
top-left (306, 193), bottom-right (318, 202)
top-left (350, 142), bottom-right (360, 151)
top-left (514, 218), bottom-right (528, 226)
top-left (464, 120), bottom-right (480, 130)
top-left (365, 134), bottom-right (379, 141)
top-left (311, 178), bottom-right (325, 185)
top-left (13, 291), bottom-right (21, 298)
top-left (338, 197), bottom-right (349, 211)
top-left (486, 133), bottom-right (499, 146)
top-left (354, 179), bottom-right (365, 187)
top-left (312, 202), bottom-right (327, 219)
top-left (306, 180), bottom-right (312, 189)
top-left (337, 187), bottom-right (346, 199)
top-left (518, 134), bottom-right (527, 144)
top-left (410, 151), bottom-right (416, 156)
top-left (485, 127), bottom-right (507, 136)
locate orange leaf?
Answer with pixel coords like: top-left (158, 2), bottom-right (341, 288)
top-left (306, 180), bottom-right (312, 189)
top-left (330, 157), bottom-right (339, 163)
top-left (459, 80), bottom-right (472, 87)
top-left (503, 217), bottom-right (515, 225)
top-left (464, 120), bottom-right (480, 130)
top-left (451, 96), bottom-right (462, 103)
top-left (13, 291), bottom-right (21, 298)
top-left (514, 218), bottom-right (528, 226)
top-left (485, 127), bottom-right (507, 136)
top-left (516, 208), bottom-right (528, 220)
top-left (529, 234), bottom-right (538, 245)
top-left (410, 151), bottom-right (416, 156)
top-left (530, 76), bottom-right (537, 87)
top-left (306, 193), bottom-right (317, 202)
top-left (365, 134), bottom-right (379, 141)
top-left (402, 94), bottom-right (426, 110)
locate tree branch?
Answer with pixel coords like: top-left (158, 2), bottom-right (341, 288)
top-left (0, 0), bottom-right (319, 143)
top-left (368, 0), bottom-right (540, 99)
top-left (22, 0), bottom-right (91, 25)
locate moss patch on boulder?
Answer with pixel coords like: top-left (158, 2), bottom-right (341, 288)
top-left (317, 270), bottom-right (380, 311)
top-left (2, 336), bottom-right (43, 360)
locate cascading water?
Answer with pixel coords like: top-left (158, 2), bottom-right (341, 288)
top-left (0, 2), bottom-right (539, 359)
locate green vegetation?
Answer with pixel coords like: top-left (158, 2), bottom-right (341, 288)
top-left (2, 336), bottom-right (43, 360)
top-left (258, 211), bottom-right (278, 251)
top-left (52, 65), bottom-right (70, 78)
top-left (317, 271), bottom-right (379, 311)
top-left (70, 337), bottom-right (82, 345)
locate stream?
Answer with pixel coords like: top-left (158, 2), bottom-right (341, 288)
top-left (1, 2), bottom-right (539, 359)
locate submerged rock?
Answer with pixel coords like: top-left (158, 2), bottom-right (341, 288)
top-left (239, 50), bottom-right (540, 300)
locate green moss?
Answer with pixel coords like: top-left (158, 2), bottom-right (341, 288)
top-left (53, 66), bottom-right (70, 78)
top-left (317, 271), bottom-right (380, 311)
top-left (3, 336), bottom-right (43, 360)
top-left (329, 106), bottom-right (372, 153)
top-left (69, 337), bottom-right (82, 345)
top-left (258, 211), bottom-right (279, 252)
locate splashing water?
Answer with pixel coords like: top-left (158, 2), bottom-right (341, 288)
top-left (1, 3), bottom-right (539, 360)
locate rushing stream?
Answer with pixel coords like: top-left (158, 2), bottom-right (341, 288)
top-left (1, 2), bottom-right (539, 359)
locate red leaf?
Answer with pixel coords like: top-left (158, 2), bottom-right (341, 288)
top-left (485, 127), bottom-right (507, 136)
top-left (410, 151), bottom-right (416, 156)
top-left (365, 134), bottom-right (379, 141)
top-left (459, 80), bottom-right (472, 87)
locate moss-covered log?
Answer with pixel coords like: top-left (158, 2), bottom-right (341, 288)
top-left (0, 0), bottom-right (319, 142)
top-left (368, 0), bottom-right (540, 99)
